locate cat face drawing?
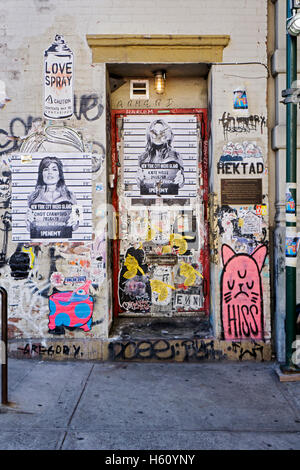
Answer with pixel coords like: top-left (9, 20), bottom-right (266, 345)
top-left (221, 244), bottom-right (267, 341)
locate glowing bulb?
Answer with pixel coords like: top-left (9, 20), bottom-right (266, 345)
top-left (154, 71), bottom-right (166, 94)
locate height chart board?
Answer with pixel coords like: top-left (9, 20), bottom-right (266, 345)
top-left (123, 115), bottom-right (199, 199)
top-left (11, 153), bottom-right (92, 242)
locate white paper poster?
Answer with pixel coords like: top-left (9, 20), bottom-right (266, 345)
top-left (11, 153), bottom-right (92, 242)
top-left (123, 115), bottom-right (198, 199)
top-left (44, 35), bottom-right (74, 120)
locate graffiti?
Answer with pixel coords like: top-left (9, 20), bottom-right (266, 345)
top-left (228, 341), bottom-right (265, 361)
top-left (73, 93), bottom-right (104, 122)
top-left (179, 262), bottom-right (203, 287)
top-left (109, 338), bottom-right (269, 362)
top-left (219, 141), bottom-right (263, 162)
top-left (217, 161), bottom-right (264, 175)
top-left (0, 80), bottom-right (10, 109)
top-left (220, 244), bottom-right (267, 341)
top-left (119, 247), bottom-right (152, 314)
top-left (17, 342), bottom-right (81, 358)
top-left (150, 279), bottom-right (175, 303)
top-left (0, 275), bottom-right (50, 338)
top-left (48, 280), bottom-right (94, 334)
top-left (109, 339), bottom-right (177, 361)
top-left (0, 94), bottom-right (104, 156)
top-left (164, 233), bottom-right (194, 255)
top-left (0, 116), bottom-right (43, 155)
top-left (121, 299), bottom-right (151, 311)
top-left (9, 250), bottom-right (31, 280)
top-left (216, 205), bottom-right (267, 253)
top-left (22, 246), bottom-right (35, 269)
top-left (217, 141), bottom-right (264, 177)
top-left (20, 125), bottom-right (84, 152)
top-left (219, 112), bottom-right (266, 139)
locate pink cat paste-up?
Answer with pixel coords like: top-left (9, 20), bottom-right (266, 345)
top-left (221, 244), bottom-right (267, 341)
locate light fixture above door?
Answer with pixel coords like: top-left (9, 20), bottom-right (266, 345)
top-left (153, 70), bottom-right (166, 94)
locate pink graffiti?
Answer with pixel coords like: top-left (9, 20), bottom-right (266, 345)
top-left (221, 244), bottom-right (267, 341)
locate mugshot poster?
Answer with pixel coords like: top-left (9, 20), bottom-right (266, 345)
top-left (123, 115), bottom-right (198, 199)
top-left (11, 153), bottom-right (92, 242)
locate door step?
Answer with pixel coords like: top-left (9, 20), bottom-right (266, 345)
top-left (109, 316), bottom-right (212, 341)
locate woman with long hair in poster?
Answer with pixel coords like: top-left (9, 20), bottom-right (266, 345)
top-left (136, 119), bottom-right (185, 196)
top-left (26, 156), bottom-right (80, 235)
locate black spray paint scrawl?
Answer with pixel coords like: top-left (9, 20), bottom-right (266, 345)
top-left (9, 250), bottom-right (31, 279)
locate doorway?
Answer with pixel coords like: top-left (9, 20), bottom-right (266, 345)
top-left (111, 108), bottom-right (210, 329)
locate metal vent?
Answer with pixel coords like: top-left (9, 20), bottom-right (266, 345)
top-left (130, 80), bottom-right (149, 99)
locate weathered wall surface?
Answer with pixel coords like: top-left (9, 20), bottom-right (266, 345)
top-left (209, 63), bottom-right (269, 344)
top-left (0, 0), bottom-right (271, 360)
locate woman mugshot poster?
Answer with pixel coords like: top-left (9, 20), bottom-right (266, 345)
top-left (123, 115), bottom-right (198, 199)
top-left (11, 153), bottom-right (92, 242)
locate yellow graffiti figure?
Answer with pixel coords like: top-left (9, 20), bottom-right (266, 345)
top-left (22, 246), bottom-right (35, 269)
top-left (180, 262), bottom-right (203, 287)
top-left (150, 279), bottom-right (175, 302)
top-left (145, 223), bottom-right (156, 242)
top-left (123, 254), bottom-right (145, 279)
top-left (162, 233), bottom-right (194, 255)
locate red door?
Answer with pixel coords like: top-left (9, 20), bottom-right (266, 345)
top-left (111, 108), bottom-right (209, 318)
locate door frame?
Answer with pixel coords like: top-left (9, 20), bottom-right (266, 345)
top-left (111, 108), bottom-right (210, 318)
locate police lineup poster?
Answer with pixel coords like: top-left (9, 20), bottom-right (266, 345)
top-left (122, 115), bottom-right (199, 199)
top-left (11, 153), bottom-right (92, 242)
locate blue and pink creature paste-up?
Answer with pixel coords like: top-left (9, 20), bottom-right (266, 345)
top-left (48, 280), bottom-right (94, 332)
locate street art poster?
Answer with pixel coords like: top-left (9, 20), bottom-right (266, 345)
top-left (118, 247), bottom-right (152, 313)
top-left (11, 153), bottom-right (92, 242)
top-left (123, 115), bottom-right (198, 199)
top-left (233, 88), bottom-right (248, 110)
top-left (44, 35), bottom-right (74, 120)
top-left (286, 184), bottom-right (297, 224)
top-left (217, 141), bottom-right (264, 177)
top-left (48, 280), bottom-right (94, 333)
top-left (285, 233), bottom-right (300, 258)
top-left (220, 243), bottom-right (267, 341)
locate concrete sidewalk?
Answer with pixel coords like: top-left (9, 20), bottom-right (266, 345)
top-left (0, 359), bottom-right (299, 450)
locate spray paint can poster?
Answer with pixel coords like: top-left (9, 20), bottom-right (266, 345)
top-left (44, 35), bottom-right (74, 120)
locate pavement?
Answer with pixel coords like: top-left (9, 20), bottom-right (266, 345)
top-left (0, 359), bottom-right (300, 451)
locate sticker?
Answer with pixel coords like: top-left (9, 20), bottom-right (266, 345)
top-left (21, 154), bottom-right (32, 163)
top-left (285, 234), bottom-right (300, 258)
top-left (96, 183), bottom-right (104, 192)
top-left (175, 293), bottom-right (203, 309)
top-left (233, 88), bottom-right (248, 109)
top-left (256, 204), bottom-right (267, 216)
top-left (50, 271), bottom-right (65, 285)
